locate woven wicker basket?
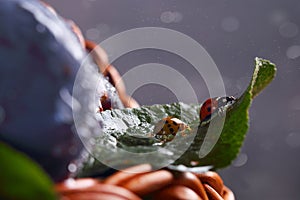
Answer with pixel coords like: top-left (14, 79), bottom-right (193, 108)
top-left (56, 164), bottom-right (234, 200)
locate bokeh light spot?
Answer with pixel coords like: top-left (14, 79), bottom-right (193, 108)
top-left (286, 132), bottom-right (300, 148)
top-left (286, 45), bottom-right (300, 59)
top-left (160, 11), bottom-right (183, 23)
top-left (233, 153), bottom-right (248, 167)
top-left (279, 22), bottom-right (299, 38)
top-left (86, 28), bottom-right (100, 41)
top-left (221, 17), bottom-right (239, 32)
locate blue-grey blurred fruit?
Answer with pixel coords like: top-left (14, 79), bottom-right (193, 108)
top-left (0, 0), bottom-right (123, 181)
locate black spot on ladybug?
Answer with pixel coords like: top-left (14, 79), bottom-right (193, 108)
top-left (169, 128), bottom-right (174, 133)
top-left (167, 124), bottom-right (171, 128)
top-left (207, 106), bottom-right (211, 112)
top-left (165, 120), bottom-right (169, 124)
top-left (172, 121), bottom-right (177, 125)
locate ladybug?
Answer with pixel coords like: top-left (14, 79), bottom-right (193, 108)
top-left (200, 96), bottom-right (236, 124)
top-left (101, 92), bottom-right (112, 111)
top-left (154, 116), bottom-right (190, 142)
top-left (96, 92), bottom-right (112, 112)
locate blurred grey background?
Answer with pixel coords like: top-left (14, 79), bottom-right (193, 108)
top-left (47, 0), bottom-right (300, 199)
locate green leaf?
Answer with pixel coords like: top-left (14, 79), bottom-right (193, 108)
top-left (0, 142), bottom-right (57, 200)
top-left (176, 58), bottom-right (276, 168)
top-left (78, 58), bottom-right (276, 176)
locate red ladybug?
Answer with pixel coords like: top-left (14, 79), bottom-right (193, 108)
top-left (100, 93), bottom-right (112, 110)
top-left (200, 96), bottom-right (236, 124)
top-left (96, 92), bottom-right (112, 112)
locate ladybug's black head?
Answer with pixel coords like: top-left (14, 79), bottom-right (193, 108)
top-left (226, 96), bottom-right (236, 102)
top-left (217, 96), bottom-right (236, 105)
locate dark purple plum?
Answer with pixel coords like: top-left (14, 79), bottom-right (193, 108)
top-left (0, 0), bottom-right (123, 181)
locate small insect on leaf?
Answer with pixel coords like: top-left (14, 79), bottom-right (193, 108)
top-left (199, 96), bottom-right (236, 125)
top-left (154, 116), bottom-right (190, 142)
